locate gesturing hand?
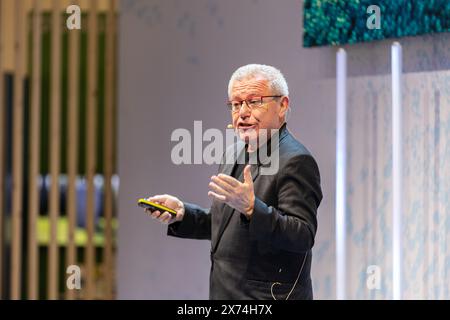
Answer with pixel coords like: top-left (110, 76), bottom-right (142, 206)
top-left (208, 165), bottom-right (255, 218)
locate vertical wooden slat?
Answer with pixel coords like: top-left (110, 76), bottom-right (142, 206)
top-left (103, 0), bottom-right (116, 300)
top-left (27, 0), bottom-right (42, 300)
top-left (48, 0), bottom-right (62, 300)
top-left (86, 0), bottom-right (98, 299)
top-left (11, 0), bottom-right (25, 300)
top-left (0, 0), bottom-right (5, 300)
top-left (66, 0), bottom-right (80, 301)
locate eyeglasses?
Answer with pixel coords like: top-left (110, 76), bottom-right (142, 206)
top-left (226, 95), bottom-right (282, 113)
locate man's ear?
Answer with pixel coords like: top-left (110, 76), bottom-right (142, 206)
top-left (278, 96), bottom-right (289, 118)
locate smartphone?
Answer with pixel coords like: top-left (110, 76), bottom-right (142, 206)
top-left (137, 198), bottom-right (177, 216)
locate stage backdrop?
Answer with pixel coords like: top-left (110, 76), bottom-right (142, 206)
top-left (117, 0), bottom-right (336, 299)
top-left (117, 0), bottom-right (450, 299)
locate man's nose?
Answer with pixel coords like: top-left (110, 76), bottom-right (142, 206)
top-left (239, 101), bottom-right (251, 117)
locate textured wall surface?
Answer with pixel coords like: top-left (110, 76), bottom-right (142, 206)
top-left (339, 70), bottom-right (450, 299)
top-left (401, 71), bottom-right (450, 299)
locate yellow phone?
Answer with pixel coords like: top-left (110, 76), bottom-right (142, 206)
top-left (137, 198), bottom-right (177, 216)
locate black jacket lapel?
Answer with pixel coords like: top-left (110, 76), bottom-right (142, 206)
top-left (211, 141), bottom-right (245, 252)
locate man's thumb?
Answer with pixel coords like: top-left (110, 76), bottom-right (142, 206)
top-left (244, 165), bottom-right (252, 183)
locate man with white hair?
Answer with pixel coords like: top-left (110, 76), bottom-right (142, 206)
top-left (145, 64), bottom-right (322, 300)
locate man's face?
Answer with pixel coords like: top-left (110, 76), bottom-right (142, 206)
top-left (229, 77), bottom-right (288, 147)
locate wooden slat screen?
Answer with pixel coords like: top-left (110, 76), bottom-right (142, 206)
top-left (11, 0), bottom-right (26, 300)
top-left (103, 0), bottom-right (117, 300)
top-left (47, 0), bottom-right (62, 300)
top-left (65, 0), bottom-right (80, 301)
top-left (0, 0), bottom-right (118, 300)
top-left (0, 0), bottom-right (6, 300)
top-left (27, 0), bottom-right (42, 300)
top-left (85, 0), bottom-right (98, 300)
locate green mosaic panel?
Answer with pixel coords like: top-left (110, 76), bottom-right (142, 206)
top-left (303, 0), bottom-right (450, 47)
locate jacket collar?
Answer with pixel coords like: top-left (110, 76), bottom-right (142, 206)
top-left (221, 122), bottom-right (289, 181)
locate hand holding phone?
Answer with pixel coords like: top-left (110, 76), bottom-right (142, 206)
top-left (138, 194), bottom-right (185, 224)
top-left (138, 198), bottom-right (177, 216)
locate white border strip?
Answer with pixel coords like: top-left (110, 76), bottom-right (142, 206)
top-left (336, 48), bottom-right (347, 300)
top-left (391, 41), bottom-right (403, 300)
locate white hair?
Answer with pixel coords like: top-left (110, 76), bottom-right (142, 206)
top-left (227, 64), bottom-right (289, 98)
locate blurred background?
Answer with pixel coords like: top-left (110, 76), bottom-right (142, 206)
top-left (0, 0), bottom-right (118, 299)
top-left (0, 0), bottom-right (449, 300)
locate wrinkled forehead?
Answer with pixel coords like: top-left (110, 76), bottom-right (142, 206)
top-left (229, 76), bottom-right (271, 99)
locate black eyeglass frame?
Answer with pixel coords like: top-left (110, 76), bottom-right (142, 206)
top-left (226, 95), bottom-right (283, 112)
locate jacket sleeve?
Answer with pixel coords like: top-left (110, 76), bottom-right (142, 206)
top-left (167, 202), bottom-right (211, 240)
top-left (248, 154), bottom-right (322, 253)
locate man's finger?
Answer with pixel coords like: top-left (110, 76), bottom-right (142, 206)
top-left (159, 212), bottom-right (173, 224)
top-left (211, 176), bottom-right (235, 193)
top-left (208, 191), bottom-right (226, 202)
top-left (217, 174), bottom-right (240, 187)
top-left (150, 210), bottom-right (161, 219)
top-left (243, 165), bottom-right (253, 184)
top-left (147, 195), bottom-right (165, 204)
top-left (209, 181), bottom-right (230, 198)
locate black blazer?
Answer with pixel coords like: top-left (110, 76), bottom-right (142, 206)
top-left (168, 124), bottom-right (322, 300)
